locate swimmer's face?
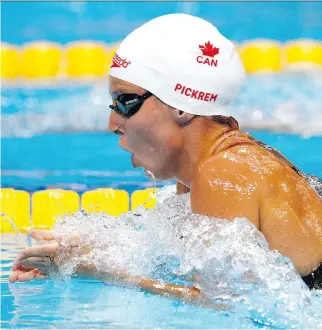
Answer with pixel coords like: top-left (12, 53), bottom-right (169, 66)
top-left (108, 76), bottom-right (184, 181)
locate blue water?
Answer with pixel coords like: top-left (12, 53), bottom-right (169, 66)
top-left (0, 235), bottom-right (269, 329)
top-left (1, 73), bottom-right (322, 194)
top-left (2, 107), bottom-right (322, 328)
top-left (1, 131), bottom-right (322, 194)
top-left (1, 68), bottom-right (322, 330)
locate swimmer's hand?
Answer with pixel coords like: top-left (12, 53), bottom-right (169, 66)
top-left (9, 229), bottom-right (90, 283)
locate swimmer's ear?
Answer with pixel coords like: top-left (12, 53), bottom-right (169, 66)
top-left (172, 109), bottom-right (196, 126)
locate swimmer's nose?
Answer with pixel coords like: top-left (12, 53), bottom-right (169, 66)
top-left (108, 110), bottom-right (125, 135)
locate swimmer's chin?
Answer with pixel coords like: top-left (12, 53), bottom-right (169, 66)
top-left (130, 156), bottom-right (169, 181)
top-left (131, 154), bottom-right (141, 168)
top-left (131, 155), bottom-right (152, 177)
top-left (131, 155), bottom-right (152, 175)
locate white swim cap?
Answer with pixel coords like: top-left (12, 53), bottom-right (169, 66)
top-left (109, 13), bottom-right (245, 116)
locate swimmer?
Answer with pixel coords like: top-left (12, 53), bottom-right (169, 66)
top-left (10, 14), bottom-right (322, 301)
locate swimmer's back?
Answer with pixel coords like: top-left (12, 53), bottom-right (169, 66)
top-left (191, 130), bottom-right (322, 278)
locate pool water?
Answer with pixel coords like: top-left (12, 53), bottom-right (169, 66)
top-left (1, 75), bottom-right (322, 193)
top-left (1, 77), bottom-right (322, 328)
top-left (1, 130), bottom-right (322, 194)
top-left (1, 127), bottom-right (322, 329)
top-left (1, 235), bottom-right (271, 329)
top-left (2, 212), bottom-right (322, 329)
top-left (2, 1), bottom-right (322, 328)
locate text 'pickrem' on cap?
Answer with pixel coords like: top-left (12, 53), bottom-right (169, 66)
top-left (109, 13), bottom-right (245, 116)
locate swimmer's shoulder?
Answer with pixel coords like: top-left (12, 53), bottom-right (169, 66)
top-left (198, 133), bottom-right (322, 212)
top-left (198, 135), bottom-right (282, 176)
top-left (191, 148), bottom-right (261, 225)
top-left (193, 134), bottom-right (288, 197)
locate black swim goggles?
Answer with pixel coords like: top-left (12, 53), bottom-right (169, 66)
top-left (109, 91), bottom-right (153, 118)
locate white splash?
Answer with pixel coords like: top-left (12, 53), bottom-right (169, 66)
top-left (48, 184), bottom-right (322, 328)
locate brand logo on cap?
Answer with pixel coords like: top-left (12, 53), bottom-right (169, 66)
top-left (196, 41), bottom-right (219, 67)
top-left (111, 53), bottom-right (131, 69)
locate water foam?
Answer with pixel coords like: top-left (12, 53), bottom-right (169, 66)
top-left (1, 83), bottom-right (111, 138)
top-left (47, 185), bottom-right (322, 328)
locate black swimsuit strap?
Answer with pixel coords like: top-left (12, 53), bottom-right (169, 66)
top-left (246, 133), bottom-right (322, 196)
top-left (245, 133), bottom-right (305, 177)
top-left (301, 263), bottom-right (322, 290)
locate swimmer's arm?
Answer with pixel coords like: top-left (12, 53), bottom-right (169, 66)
top-left (190, 157), bottom-right (260, 227)
top-left (75, 264), bottom-right (219, 308)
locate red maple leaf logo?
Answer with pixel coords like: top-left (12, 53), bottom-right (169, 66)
top-left (199, 41), bottom-right (219, 58)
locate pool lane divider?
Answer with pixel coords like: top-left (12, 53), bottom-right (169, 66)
top-left (0, 188), bottom-right (158, 233)
top-left (1, 39), bottom-right (322, 81)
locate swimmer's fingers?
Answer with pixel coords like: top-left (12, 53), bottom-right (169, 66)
top-left (30, 229), bottom-right (82, 248)
top-left (16, 242), bottom-right (59, 260)
top-left (18, 256), bottom-right (58, 275)
top-left (9, 271), bottom-right (20, 283)
top-left (29, 229), bottom-right (59, 242)
top-left (17, 257), bottom-right (49, 270)
top-left (18, 268), bottom-right (47, 282)
top-left (9, 267), bottom-right (48, 283)
top-left (9, 266), bottom-right (33, 282)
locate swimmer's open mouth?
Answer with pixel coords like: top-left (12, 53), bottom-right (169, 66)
top-left (131, 155), bottom-right (148, 173)
top-left (119, 146), bottom-right (140, 168)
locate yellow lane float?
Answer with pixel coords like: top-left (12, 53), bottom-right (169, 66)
top-left (21, 42), bottom-right (63, 78)
top-left (131, 188), bottom-right (158, 211)
top-left (240, 39), bottom-right (283, 73)
top-left (1, 43), bottom-right (20, 79)
top-left (284, 39), bottom-right (322, 71)
top-left (32, 189), bottom-right (80, 230)
top-left (0, 188), bottom-right (163, 233)
top-left (0, 188), bottom-right (30, 233)
top-left (2, 39), bottom-right (322, 80)
top-left (65, 41), bottom-right (109, 77)
top-left (81, 188), bottom-right (129, 216)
